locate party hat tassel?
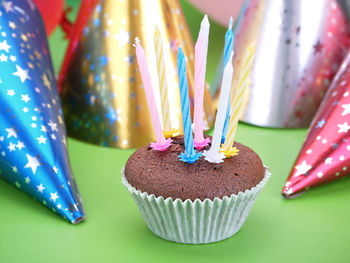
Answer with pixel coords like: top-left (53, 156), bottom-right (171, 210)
top-left (221, 44), bottom-right (255, 157)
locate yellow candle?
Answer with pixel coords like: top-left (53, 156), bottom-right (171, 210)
top-left (154, 26), bottom-right (173, 137)
top-left (221, 44), bottom-right (255, 157)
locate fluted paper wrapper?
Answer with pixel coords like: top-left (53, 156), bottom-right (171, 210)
top-left (121, 167), bottom-right (270, 244)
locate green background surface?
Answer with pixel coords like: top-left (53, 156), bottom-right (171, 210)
top-left (1, 1), bottom-right (350, 262)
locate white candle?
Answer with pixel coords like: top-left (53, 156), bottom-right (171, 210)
top-left (203, 52), bottom-right (233, 163)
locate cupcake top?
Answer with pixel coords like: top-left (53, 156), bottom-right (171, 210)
top-left (124, 135), bottom-right (265, 201)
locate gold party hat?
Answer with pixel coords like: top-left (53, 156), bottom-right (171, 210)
top-left (59, 0), bottom-right (215, 148)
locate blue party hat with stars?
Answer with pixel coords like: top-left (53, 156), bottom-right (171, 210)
top-left (0, 0), bottom-right (85, 224)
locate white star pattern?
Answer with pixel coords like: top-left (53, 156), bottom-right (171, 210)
top-left (338, 122), bottom-right (350, 133)
top-left (40, 125), bottom-right (47, 133)
top-left (0, 53), bottom-right (8, 62)
top-left (21, 94), bottom-right (30, 103)
top-left (37, 135), bottom-right (46, 144)
top-left (294, 160), bottom-right (312, 177)
top-left (37, 183), bottom-right (45, 193)
top-left (53, 166), bottom-right (58, 174)
top-left (50, 192), bottom-right (59, 202)
top-left (317, 172), bottom-right (324, 178)
top-left (107, 19), bottom-right (113, 26)
top-left (7, 89), bottom-right (15, 96)
top-left (48, 120), bottom-right (58, 132)
top-left (5, 128), bottom-right (17, 138)
top-left (16, 141), bottom-right (25, 150)
top-left (113, 28), bottom-right (130, 47)
top-left (24, 154), bottom-right (41, 174)
top-left (325, 157), bottom-right (333, 165)
top-left (341, 103), bottom-right (350, 116)
top-left (7, 142), bottom-right (16, 152)
top-left (24, 176), bottom-right (30, 184)
top-left (0, 40), bottom-right (11, 52)
top-left (13, 65), bottom-right (30, 83)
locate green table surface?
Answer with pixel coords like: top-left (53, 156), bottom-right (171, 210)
top-left (1, 1), bottom-right (350, 262)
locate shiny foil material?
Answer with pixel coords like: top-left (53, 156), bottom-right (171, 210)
top-left (215, 0), bottom-right (350, 128)
top-left (282, 51), bottom-right (350, 198)
top-left (59, 0), bottom-right (215, 149)
top-left (0, 0), bottom-right (84, 223)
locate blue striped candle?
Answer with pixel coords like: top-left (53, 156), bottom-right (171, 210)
top-left (221, 18), bottom-right (234, 143)
top-left (177, 47), bottom-right (202, 164)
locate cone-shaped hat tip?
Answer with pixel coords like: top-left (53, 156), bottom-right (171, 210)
top-left (73, 215), bottom-right (85, 224)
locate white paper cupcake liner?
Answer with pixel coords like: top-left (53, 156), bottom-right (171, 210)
top-left (121, 166), bottom-right (270, 244)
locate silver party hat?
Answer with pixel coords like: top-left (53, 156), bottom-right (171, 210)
top-left (215, 0), bottom-right (350, 128)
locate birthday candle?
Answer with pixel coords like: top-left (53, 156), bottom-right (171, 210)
top-left (193, 15), bottom-right (211, 150)
top-left (134, 38), bottom-right (172, 151)
top-left (177, 47), bottom-right (202, 164)
top-left (154, 26), bottom-right (173, 138)
top-left (221, 44), bottom-right (255, 157)
top-left (221, 18), bottom-right (234, 143)
top-left (203, 52), bottom-right (234, 163)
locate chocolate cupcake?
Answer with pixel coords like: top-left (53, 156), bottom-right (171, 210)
top-left (127, 15), bottom-right (269, 243)
top-left (122, 135), bottom-right (270, 244)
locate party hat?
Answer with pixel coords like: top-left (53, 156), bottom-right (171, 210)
top-left (215, 0), bottom-right (350, 128)
top-left (59, 0), bottom-right (215, 149)
top-left (282, 50), bottom-right (350, 198)
top-left (0, 0), bottom-right (84, 223)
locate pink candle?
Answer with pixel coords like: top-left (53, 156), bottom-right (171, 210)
top-left (194, 15), bottom-right (211, 149)
top-left (134, 38), bottom-right (172, 151)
